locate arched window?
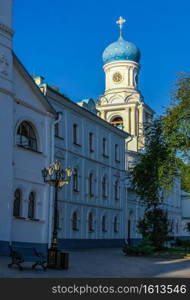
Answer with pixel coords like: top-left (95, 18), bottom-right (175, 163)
top-left (72, 211), bottom-right (79, 231)
top-left (102, 176), bottom-right (107, 198)
top-left (89, 173), bottom-right (94, 197)
top-left (88, 212), bottom-right (94, 232)
top-left (102, 215), bottom-right (107, 232)
top-left (28, 191), bottom-right (35, 219)
top-left (17, 121), bottom-right (37, 151)
top-left (13, 189), bottom-right (21, 217)
top-left (110, 116), bottom-right (124, 130)
top-left (114, 180), bottom-right (120, 200)
top-left (73, 168), bottom-right (79, 192)
top-left (114, 216), bottom-right (119, 233)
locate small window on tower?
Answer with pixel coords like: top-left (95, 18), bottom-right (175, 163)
top-left (110, 116), bottom-right (124, 130)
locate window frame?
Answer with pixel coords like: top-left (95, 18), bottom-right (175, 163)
top-left (89, 173), bottom-right (94, 197)
top-left (17, 121), bottom-right (38, 152)
top-left (114, 216), bottom-right (119, 233)
top-left (73, 123), bottom-right (81, 146)
top-left (102, 176), bottom-right (108, 199)
top-left (13, 189), bottom-right (21, 217)
top-left (28, 191), bottom-right (35, 219)
top-left (115, 144), bottom-right (120, 162)
top-left (102, 215), bottom-right (107, 232)
top-left (102, 137), bottom-right (108, 158)
top-left (73, 168), bottom-right (79, 192)
top-left (88, 212), bottom-right (94, 232)
top-left (72, 211), bottom-right (79, 231)
top-left (89, 132), bottom-right (94, 152)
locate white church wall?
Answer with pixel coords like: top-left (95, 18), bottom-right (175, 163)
top-left (181, 191), bottom-right (190, 238)
top-left (0, 0), bottom-right (14, 254)
top-left (43, 87), bottom-right (128, 248)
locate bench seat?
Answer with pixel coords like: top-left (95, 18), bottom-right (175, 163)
top-left (8, 246), bottom-right (47, 271)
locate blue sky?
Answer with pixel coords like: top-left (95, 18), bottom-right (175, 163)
top-left (14, 0), bottom-right (190, 115)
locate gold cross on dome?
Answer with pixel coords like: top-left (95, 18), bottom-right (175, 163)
top-left (116, 16), bottom-right (126, 38)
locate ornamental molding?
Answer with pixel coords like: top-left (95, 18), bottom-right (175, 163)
top-left (0, 23), bottom-right (14, 36)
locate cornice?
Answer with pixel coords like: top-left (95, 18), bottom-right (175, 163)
top-left (0, 87), bottom-right (14, 97)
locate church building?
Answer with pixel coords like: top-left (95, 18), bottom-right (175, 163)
top-left (97, 17), bottom-right (182, 243)
top-left (0, 0), bottom-right (128, 254)
top-left (0, 1), bottom-right (188, 255)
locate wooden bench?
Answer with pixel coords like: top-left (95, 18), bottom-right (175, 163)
top-left (8, 246), bottom-right (47, 271)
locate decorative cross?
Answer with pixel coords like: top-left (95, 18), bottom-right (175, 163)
top-left (116, 16), bottom-right (126, 38)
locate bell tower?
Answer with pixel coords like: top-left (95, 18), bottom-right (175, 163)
top-left (97, 17), bottom-right (153, 152)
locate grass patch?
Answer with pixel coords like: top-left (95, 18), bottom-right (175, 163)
top-left (153, 248), bottom-right (190, 258)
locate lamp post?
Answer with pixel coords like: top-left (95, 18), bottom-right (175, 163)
top-left (42, 161), bottom-right (72, 268)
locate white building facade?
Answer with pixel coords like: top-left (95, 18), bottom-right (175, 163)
top-left (0, 0), bottom-right (128, 254)
top-left (34, 80), bottom-right (129, 248)
top-left (0, 0), bottom-right (56, 255)
top-left (181, 191), bottom-right (190, 238)
top-left (0, 1), bottom-right (187, 255)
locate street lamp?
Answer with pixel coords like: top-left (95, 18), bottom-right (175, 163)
top-left (42, 161), bottom-right (73, 268)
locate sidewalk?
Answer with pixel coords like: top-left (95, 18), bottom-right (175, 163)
top-left (0, 248), bottom-right (190, 278)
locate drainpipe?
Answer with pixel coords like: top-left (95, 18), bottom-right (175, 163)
top-left (47, 112), bottom-right (62, 248)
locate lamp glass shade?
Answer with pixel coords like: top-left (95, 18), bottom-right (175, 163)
top-left (54, 161), bottom-right (61, 171)
top-left (66, 168), bottom-right (73, 177)
top-left (48, 165), bottom-right (54, 176)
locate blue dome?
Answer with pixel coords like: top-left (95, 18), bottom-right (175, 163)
top-left (103, 37), bottom-right (140, 64)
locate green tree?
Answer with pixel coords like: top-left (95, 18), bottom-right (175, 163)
top-left (131, 73), bottom-right (190, 249)
top-left (131, 118), bottom-right (176, 249)
top-left (138, 209), bottom-right (170, 250)
top-left (163, 73), bottom-right (190, 192)
top-left (163, 73), bottom-right (190, 158)
top-left (131, 117), bottom-right (177, 209)
top-left (177, 159), bottom-right (190, 192)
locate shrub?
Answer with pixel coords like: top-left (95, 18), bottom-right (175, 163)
top-left (137, 208), bottom-right (170, 250)
top-left (174, 238), bottom-right (190, 250)
top-left (123, 238), bottom-right (156, 256)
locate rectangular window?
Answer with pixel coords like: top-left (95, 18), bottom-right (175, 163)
top-left (55, 123), bottom-right (59, 137)
top-left (115, 144), bottom-right (120, 162)
top-left (114, 181), bottom-right (120, 200)
top-left (89, 132), bottom-right (94, 152)
top-left (89, 173), bottom-right (94, 197)
top-left (73, 169), bottom-right (79, 192)
top-left (73, 124), bottom-right (78, 144)
top-left (102, 138), bottom-right (108, 157)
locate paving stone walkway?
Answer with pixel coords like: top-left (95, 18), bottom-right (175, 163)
top-left (0, 248), bottom-right (190, 278)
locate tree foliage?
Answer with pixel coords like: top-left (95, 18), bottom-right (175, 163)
top-left (131, 117), bottom-right (177, 209)
top-left (163, 73), bottom-right (190, 191)
top-left (177, 159), bottom-right (190, 192)
top-left (186, 222), bottom-right (190, 234)
top-left (130, 73), bottom-right (190, 249)
top-left (138, 209), bottom-right (170, 250)
top-left (163, 72), bottom-right (190, 158)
